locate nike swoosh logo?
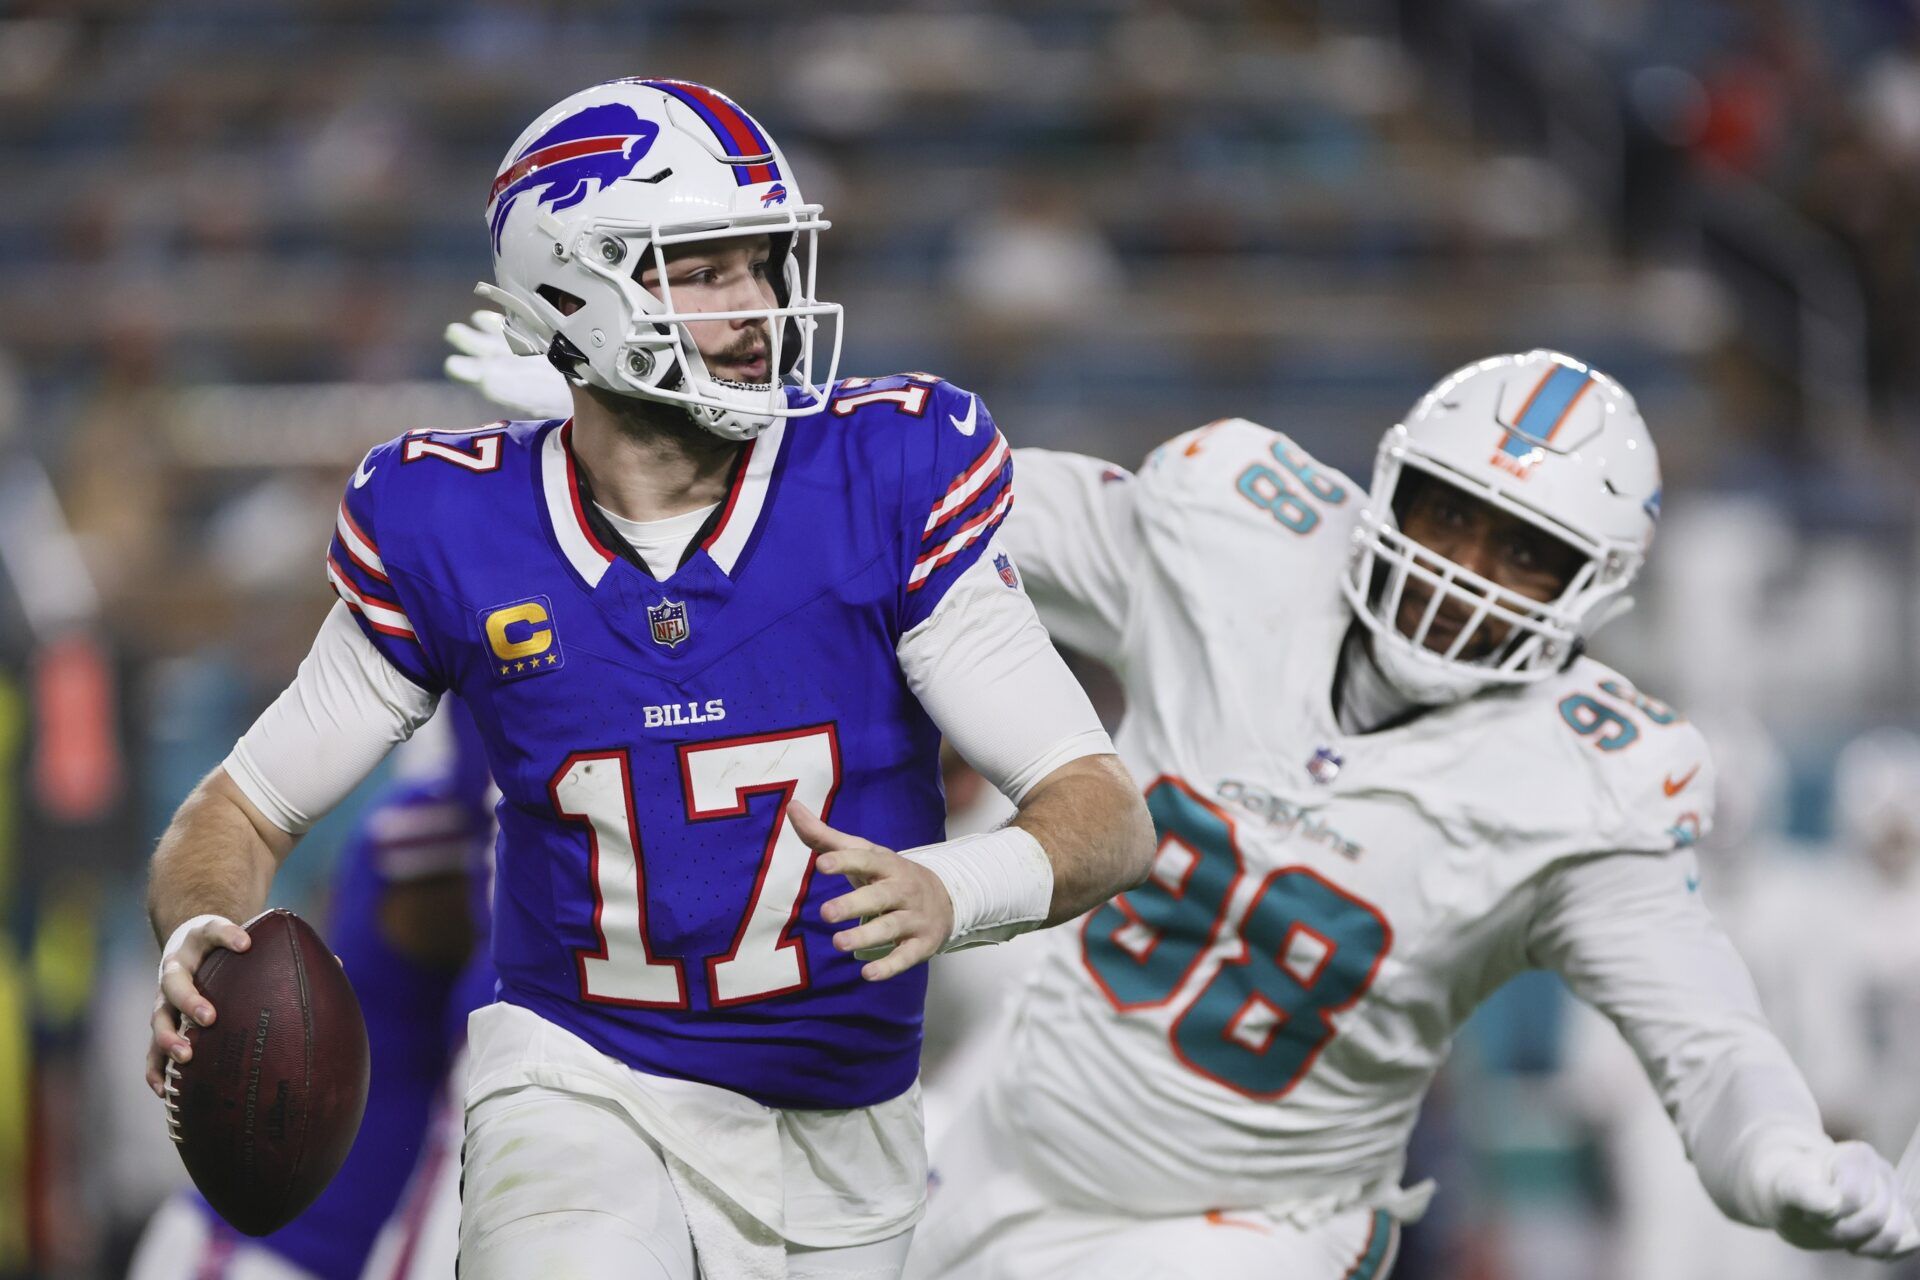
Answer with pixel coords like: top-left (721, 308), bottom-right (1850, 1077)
top-left (352, 454), bottom-right (377, 489)
top-left (1664, 764), bottom-right (1700, 797)
top-left (949, 395), bottom-right (978, 436)
top-left (1184, 420), bottom-right (1227, 457)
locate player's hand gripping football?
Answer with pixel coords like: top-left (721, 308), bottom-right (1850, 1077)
top-left (444, 309), bottom-right (572, 420)
top-left (790, 801), bottom-right (955, 981)
top-left (1763, 1138), bottom-right (1918, 1258)
top-left (145, 914), bottom-right (252, 1098)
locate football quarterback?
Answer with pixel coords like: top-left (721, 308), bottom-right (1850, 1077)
top-left (144, 79), bottom-right (1152, 1280)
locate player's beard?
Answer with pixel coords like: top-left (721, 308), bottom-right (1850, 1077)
top-left (586, 380), bottom-right (742, 459)
top-left (704, 322), bottom-right (774, 389)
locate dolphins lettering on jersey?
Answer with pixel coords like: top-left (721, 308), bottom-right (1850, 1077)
top-left (487, 103), bottom-right (662, 251)
top-left (643, 699), bottom-right (726, 729)
top-left (1216, 779), bottom-right (1364, 860)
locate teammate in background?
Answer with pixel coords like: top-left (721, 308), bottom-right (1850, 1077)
top-left (129, 704), bottom-right (493, 1280)
top-left (143, 79), bottom-right (1151, 1280)
top-left (448, 337), bottom-right (1920, 1276)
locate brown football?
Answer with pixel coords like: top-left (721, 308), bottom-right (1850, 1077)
top-left (164, 908), bottom-right (369, 1236)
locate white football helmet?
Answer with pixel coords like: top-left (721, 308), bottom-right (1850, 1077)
top-left (1342, 350), bottom-right (1662, 703)
top-left (481, 78), bottom-right (841, 441)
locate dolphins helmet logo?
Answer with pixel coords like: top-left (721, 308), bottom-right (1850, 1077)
top-left (488, 103), bottom-right (662, 251)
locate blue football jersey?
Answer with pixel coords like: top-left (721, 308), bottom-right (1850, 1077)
top-left (325, 375), bottom-right (1013, 1109)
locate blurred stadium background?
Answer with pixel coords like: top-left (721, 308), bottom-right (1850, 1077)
top-left (2, 1), bottom-right (1920, 1276)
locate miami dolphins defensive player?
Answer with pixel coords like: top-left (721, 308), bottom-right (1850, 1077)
top-left (446, 341), bottom-right (1920, 1278)
top-left (143, 79), bottom-right (1151, 1280)
top-left (905, 352), bottom-right (1918, 1279)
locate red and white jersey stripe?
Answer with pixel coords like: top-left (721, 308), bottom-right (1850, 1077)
top-left (336, 500), bottom-right (389, 583)
top-left (702, 418), bottom-right (786, 576)
top-left (541, 421), bottom-right (617, 587)
top-left (924, 430), bottom-right (1010, 536)
top-left (909, 488), bottom-right (1014, 591)
top-left (327, 558), bottom-right (417, 640)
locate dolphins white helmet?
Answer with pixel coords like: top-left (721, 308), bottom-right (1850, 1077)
top-left (481, 78), bottom-right (841, 441)
top-left (1342, 350), bottom-right (1663, 704)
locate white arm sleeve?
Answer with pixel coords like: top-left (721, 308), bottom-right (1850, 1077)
top-left (897, 540), bottom-right (1113, 804)
top-left (998, 449), bottom-right (1138, 665)
top-left (1528, 849), bottom-right (1825, 1225)
top-left (223, 601), bottom-right (441, 835)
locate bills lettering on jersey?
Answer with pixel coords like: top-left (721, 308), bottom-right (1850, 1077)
top-left (322, 377), bottom-right (1010, 1109)
top-left (643, 699), bottom-right (726, 729)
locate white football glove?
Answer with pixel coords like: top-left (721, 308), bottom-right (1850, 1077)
top-left (443, 310), bottom-right (572, 420)
top-left (1758, 1137), bottom-right (1919, 1258)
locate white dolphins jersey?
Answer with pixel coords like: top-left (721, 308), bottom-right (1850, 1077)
top-left (984, 419), bottom-right (1816, 1223)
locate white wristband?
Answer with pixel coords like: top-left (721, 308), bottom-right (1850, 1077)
top-left (904, 827), bottom-right (1053, 952)
top-left (157, 913), bottom-right (236, 984)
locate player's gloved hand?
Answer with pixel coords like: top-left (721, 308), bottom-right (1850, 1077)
top-left (791, 801), bottom-right (955, 981)
top-left (1763, 1138), bottom-right (1918, 1258)
top-left (145, 913), bottom-right (252, 1098)
top-left (444, 310), bottom-right (572, 420)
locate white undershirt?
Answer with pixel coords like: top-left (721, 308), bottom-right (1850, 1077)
top-left (594, 500), bottom-right (717, 580)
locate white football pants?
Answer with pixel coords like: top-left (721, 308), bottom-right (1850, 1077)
top-left (904, 1096), bottom-right (1400, 1280)
top-left (458, 1084), bottom-right (914, 1280)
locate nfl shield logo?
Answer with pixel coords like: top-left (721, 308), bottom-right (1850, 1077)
top-left (647, 598), bottom-right (690, 649)
top-left (1306, 746), bottom-right (1343, 784)
top-left (994, 552), bottom-right (1019, 589)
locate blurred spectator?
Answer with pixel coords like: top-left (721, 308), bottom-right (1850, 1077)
top-left (947, 180), bottom-right (1125, 325)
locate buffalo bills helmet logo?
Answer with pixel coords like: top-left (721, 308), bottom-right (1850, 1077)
top-left (488, 104), bottom-right (661, 251)
top-left (761, 182), bottom-right (788, 207)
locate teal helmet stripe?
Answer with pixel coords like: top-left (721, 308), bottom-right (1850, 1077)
top-left (1500, 364), bottom-right (1592, 458)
